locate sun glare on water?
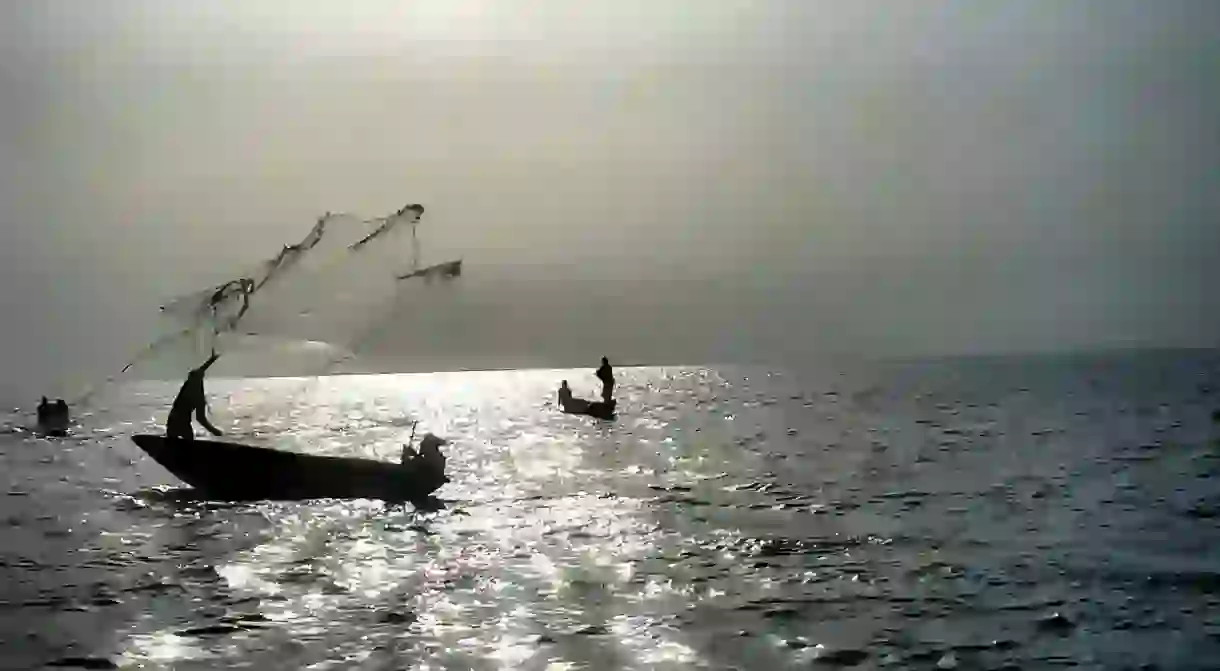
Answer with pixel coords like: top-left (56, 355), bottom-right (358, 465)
top-left (111, 369), bottom-right (725, 670)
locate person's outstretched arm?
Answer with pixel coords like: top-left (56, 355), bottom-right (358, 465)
top-left (196, 405), bottom-right (223, 436)
top-left (198, 350), bottom-right (221, 374)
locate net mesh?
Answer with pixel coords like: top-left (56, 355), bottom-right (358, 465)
top-left (77, 203), bottom-right (460, 402)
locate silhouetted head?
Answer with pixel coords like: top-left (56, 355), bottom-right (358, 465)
top-left (419, 433), bottom-right (448, 452)
top-left (560, 380), bottom-right (569, 389)
top-left (55, 399), bottom-right (66, 408)
top-left (40, 396), bottom-right (48, 406)
top-left (601, 357), bottom-right (609, 366)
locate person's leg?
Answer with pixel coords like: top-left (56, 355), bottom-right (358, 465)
top-left (166, 417), bottom-right (194, 441)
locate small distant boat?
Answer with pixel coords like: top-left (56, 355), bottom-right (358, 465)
top-left (561, 397), bottom-right (617, 421)
top-left (131, 435), bottom-right (447, 503)
top-left (37, 418), bottom-right (70, 437)
top-left (36, 398), bottom-right (71, 437)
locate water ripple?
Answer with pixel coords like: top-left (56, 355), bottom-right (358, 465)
top-left (1, 357), bottom-right (1219, 668)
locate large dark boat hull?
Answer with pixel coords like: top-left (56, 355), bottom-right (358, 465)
top-left (131, 434), bottom-right (447, 503)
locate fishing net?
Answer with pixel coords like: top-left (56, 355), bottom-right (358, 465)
top-left (76, 203), bottom-right (461, 402)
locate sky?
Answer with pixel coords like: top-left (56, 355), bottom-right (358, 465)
top-left (1, 1), bottom-right (1218, 398)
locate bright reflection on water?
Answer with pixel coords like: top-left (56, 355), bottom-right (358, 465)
top-left (111, 369), bottom-right (727, 671)
top-left (4, 356), bottom-right (1220, 670)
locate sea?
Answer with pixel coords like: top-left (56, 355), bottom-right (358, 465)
top-left (2, 350), bottom-right (1220, 670)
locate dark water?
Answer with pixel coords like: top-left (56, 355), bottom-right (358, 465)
top-left (3, 352), bottom-right (1220, 670)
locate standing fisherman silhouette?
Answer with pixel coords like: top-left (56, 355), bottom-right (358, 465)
top-left (166, 350), bottom-right (223, 440)
top-left (595, 357), bottom-right (614, 404)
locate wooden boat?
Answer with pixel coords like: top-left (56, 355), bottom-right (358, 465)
top-left (560, 397), bottom-right (617, 421)
top-left (36, 400), bottom-right (71, 437)
top-left (36, 416), bottom-right (70, 437)
top-left (130, 434), bottom-right (447, 502)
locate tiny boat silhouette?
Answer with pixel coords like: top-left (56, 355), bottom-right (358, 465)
top-left (560, 397), bottom-right (617, 421)
top-left (36, 398), bottom-right (71, 437)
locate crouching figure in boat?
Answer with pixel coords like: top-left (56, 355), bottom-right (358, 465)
top-left (401, 433), bottom-right (449, 482)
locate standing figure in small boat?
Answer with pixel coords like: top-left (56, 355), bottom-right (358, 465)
top-left (166, 350), bottom-right (223, 441)
top-left (596, 357), bottom-right (614, 403)
top-left (36, 397), bottom-right (51, 424)
top-left (558, 380), bottom-right (573, 410)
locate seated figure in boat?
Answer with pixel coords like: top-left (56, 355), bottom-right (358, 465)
top-left (403, 433), bottom-right (449, 481)
top-left (166, 350), bottom-right (223, 440)
top-left (36, 396), bottom-right (70, 433)
top-left (417, 433), bottom-right (448, 480)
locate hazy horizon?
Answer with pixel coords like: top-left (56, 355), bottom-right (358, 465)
top-left (3, 1), bottom-right (1219, 400)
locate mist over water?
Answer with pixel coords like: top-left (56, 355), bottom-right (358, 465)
top-left (4, 2), bottom-right (1220, 394)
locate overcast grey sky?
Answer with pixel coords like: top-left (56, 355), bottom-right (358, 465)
top-left (2, 1), bottom-right (1218, 397)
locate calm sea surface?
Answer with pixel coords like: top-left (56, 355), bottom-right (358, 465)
top-left (3, 352), bottom-right (1220, 670)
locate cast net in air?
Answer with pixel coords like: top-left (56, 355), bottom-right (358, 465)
top-left (76, 203), bottom-right (462, 402)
